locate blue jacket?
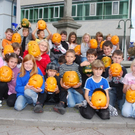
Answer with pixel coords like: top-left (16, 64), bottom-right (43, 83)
top-left (15, 68), bottom-right (45, 97)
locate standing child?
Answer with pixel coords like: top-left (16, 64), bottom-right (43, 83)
top-left (14, 54), bottom-right (45, 111)
top-left (121, 59), bottom-right (135, 118)
top-left (81, 33), bottom-right (91, 62)
top-left (79, 59), bottom-right (110, 120)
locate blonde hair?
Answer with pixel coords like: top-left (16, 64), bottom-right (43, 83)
top-left (106, 34), bottom-right (112, 40)
top-left (38, 39), bottom-right (49, 53)
top-left (130, 59), bottom-right (135, 69)
top-left (91, 59), bottom-right (104, 70)
top-left (82, 33), bottom-right (91, 43)
top-left (19, 54), bottom-right (38, 77)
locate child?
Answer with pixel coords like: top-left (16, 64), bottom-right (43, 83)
top-left (79, 59), bottom-right (110, 120)
top-left (68, 32), bottom-right (77, 49)
top-left (58, 55), bottom-right (66, 65)
top-left (23, 39), bottom-right (51, 75)
top-left (105, 50), bottom-right (127, 110)
top-left (32, 23), bottom-right (51, 42)
top-left (14, 23), bottom-right (32, 52)
top-left (53, 49), bottom-right (84, 114)
top-left (79, 49), bottom-right (97, 92)
top-left (34, 62), bottom-right (60, 113)
top-left (122, 59), bottom-right (135, 118)
top-left (2, 28), bottom-right (13, 48)
top-left (4, 53), bottom-right (20, 107)
top-left (81, 33), bottom-right (91, 62)
top-left (14, 54), bottom-right (45, 111)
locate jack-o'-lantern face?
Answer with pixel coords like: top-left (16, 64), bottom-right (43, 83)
top-left (28, 74), bottom-right (43, 88)
top-left (28, 41), bottom-right (40, 57)
top-left (3, 45), bottom-right (14, 55)
top-left (101, 56), bottom-right (112, 68)
top-left (90, 39), bottom-right (98, 49)
top-left (91, 90), bottom-right (107, 109)
top-left (110, 63), bottom-right (122, 77)
top-left (62, 71), bottom-right (79, 87)
top-left (38, 20), bottom-right (46, 30)
top-left (126, 88), bottom-right (135, 103)
top-left (52, 33), bottom-right (62, 44)
top-left (74, 45), bottom-right (81, 55)
top-left (0, 66), bottom-right (13, 82)
top-left (83, 64), bottom-right (92, 74)
top-left (12, 33), bottom-right (21, 44)
top-left (21, 18), bottom-right (29, 28)
top-left (46, 77), bottom-right (57, 93)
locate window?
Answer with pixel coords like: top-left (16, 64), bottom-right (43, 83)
top-left (14, 5), bottom-right (16, 16)
top-left (25, 9), bottom-right (29, 19)
top-left (90, 3), bottom-right (96, 16)
top-left (72, 4), bottom-right (77, 17)
top-left (34, 9), bottom-right (38, 22)
top-left (54, 6), bottom-right (59, 18)
top-left (112, 1), bottom-right (119, 15)
top-left (29, 9), bottom-right (33, 22)
top-left (38, 8), bottom-right (43, 19)
top-left (21, 10), bottom-right (25, 20)
top-left (104, 2), bottom-right (111, 15)
top-left (60, 6), bottom-right (64, 18)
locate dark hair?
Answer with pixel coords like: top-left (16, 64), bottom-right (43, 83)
top-left (112, 50), bottom-right (123, 58)
top-left (95, 31), bottom-right (103, 43)
top-left (5, 28), bottom-right (13, 33)
top-left (66, 49), bottom-right (75, 56)
top-left (86, 49), bottom-right (97, 57)
top-left (102, 41), bottom-right (113, 49)
top-left (4, 53), bottom-right (19, 63)
top-left (46, 62), bottom-right (58, 71)
top-left (68, 32), bottom-right (77, 44)
top-left (60, 30), bottom-right (67, 36)
top-left (58, 55), bottom-right (66, 63)
top-left (37, 30), bottom-right (44, 35)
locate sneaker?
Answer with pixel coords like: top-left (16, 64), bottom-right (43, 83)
top-left (53, 102), bottom-right (66, 115)
top-left (34, 103), bottom-right (43, 113)
top-left (74, 103), bottom-right (83, 109)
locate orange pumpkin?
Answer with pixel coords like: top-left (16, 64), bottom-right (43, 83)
top-left (74, 45), bottom-right (81, 55)
top-left (28, 74), bottom-right (43, 88)
top-left (101, 56), bottom-right (112, 68)
top-left (90, 39), bottom-right (98, 49)
top-left (11, 33), bottom-right (21, 44)
top-left (126, 88), bottom-right (135, 103)
top-left (3, 45), bottom-right (14, 55)
top-left (100, 41), bottom-right (105, 49)
top-left (110, 63), bottom-right (122, 77)
top-left (46, 77), bottom-right (57, 93)
top-left (63, 71), bottom-right (79, 87)
top-left (111, 35), bottom-right (119, 45)
top-left (91, 90), bottom-right (107, 109)
top-left (28, 41), bottom-right (40, 57)
top-left (38, 20), bottom-right (46, 30)
top-left (0, 66), bottom-right (13, 82)
top-left (52, 33), bottom-right (62, 44)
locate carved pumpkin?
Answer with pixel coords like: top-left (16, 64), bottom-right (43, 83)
top-left (38, 20), bottom-right (46, 30)
top-left (110, 63), bottom-right (122, 77)
top-left (111, 35), bottom-right (119, 45)
top-left (21, 18), bottom-right (29, 28)
top-left (0, 66), bottom-right (13, 82)
top-left (83, 64), bottom-right (92, 74)
top-left (28, 74), bottom-right (43, 88)
top-left (3, 45), bottom-right (14, 55)
top-left (28, 41), bottom-right (40, 57)
top-left (90, 39), bottom-right (98, 49)
top-left (101, 56), bottom-right (112, 68)
top-left (52, 33), bottom-right (62, 44)
top-left (63, 71), bottom-right (79, 87)
top-left (126, 88), bottom-right (135, 103)
top-left (100, 41), bottom-right (105, 49)
top-left (91, 90), bottom-right (107, 109)
top-left (46, 77), bottom-right (57, 93)
top-left (11, 33), bottom-right (21, 44)
top-left (74, 45), bottom-right (81, 55)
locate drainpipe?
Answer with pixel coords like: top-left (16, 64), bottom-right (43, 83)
top-left (11, 0), bottom-right (15, 28)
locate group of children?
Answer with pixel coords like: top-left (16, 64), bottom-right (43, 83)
top-left (0, 22), bottom-right (135, 120)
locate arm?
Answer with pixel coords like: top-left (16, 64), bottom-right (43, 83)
top-left (80, 61), bottom-right (90, 67)
top-left (123, 84), bottom-right (129, 94)
top-left (60, 78), bottom-right (71, 89)
top-left (32, 23), bottom-right (38, 40)
top-left (45, 24), bottom-right (52, 41)
top-left (14, 25), bottom-right (22, 33)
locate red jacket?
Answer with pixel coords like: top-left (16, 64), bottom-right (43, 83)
top-left (23, 50), bottom-right (51, 75)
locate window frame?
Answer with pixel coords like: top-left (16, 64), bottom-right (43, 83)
top-left (72, 4), bottom-right (77, 17)
top-left (25, 9), bottom-right (29, 20)
top-left (112, 1), bottom-right (119, 15)
top-left (38, 7), bottom-right (44, 19)
top-left (53, 6), bottom-right (60, 18)
top-left (89, 3), bottom-right (96, 16)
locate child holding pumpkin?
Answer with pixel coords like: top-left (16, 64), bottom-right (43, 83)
top-left (14, 54), bottom-right (45, 111)
top-left (122, 59), bottom-right (135, 118)
top-left (104, 50), bottom-right (127, 110)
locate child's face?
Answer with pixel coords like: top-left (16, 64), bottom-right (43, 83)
top-left (112, 54), bottom-right (123, 64)
top-left (92, 68), bottom-right (103, 77)
top-left (103, 46), bottom-right (112, 56)
top-left (70, 35), bottom-right (76, 43)
top-left (5, 31), bottom-right (13, 40)
top-left (87, 54), bottom-right (97, 63)
top-left (65, 52), bottom-right (75, 65)
top-left (39, 42), bottom-right (48, 53)
top-left (97, 36), bottom-right (103, 43)
top-left (24, 60), bottom-right (33, 71)
top-left (8, 57), bottom-right (18, 69)
top-left (38, 31), bottom-right (45, 39)
top-left (84, 35), bottom-right (90, 43)
top-left (23, 29), bottom-right (29, 37)
top-left (61, 34), bottom-right (67, 41)
top-left (106, 36), bottom-right (111, 41)
top-left (47, 69), bottom-right (57, 77)
top-left (14, 48), bottom-right (20, 55)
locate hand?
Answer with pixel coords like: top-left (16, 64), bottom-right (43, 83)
top-left (108, 68), bottom-right (112, 80)
top-left (72, 82), bottom-right (82, 88)
top-left (36, 23), bottom-right (38, 29)
top-left (118, 70), bottom-right (123, 80)
top-left (88, 101), bottom-right (97, 109)
top-left (54, 42), bottom-right (60, 46)
top-left (101, 103), bottom-right (109, 109)
top-left (29, 22), bottom-right (31, 27)
top-left (55, 85), bottom-right (60, 94)
top-left (28, 85), bottom-right (42, 93)
top-left (80, 61), bottom-right (90, 67)
top-left (20, 24), bottom-right (22, 28)
top-left (35, 56), bottom-right (42, 61)
top-left (86, 74), bottom-right (92, 77)
top-left (61, 82), bottom-right (71, 89)
top-left (25, 83), bottom-right (33, 90)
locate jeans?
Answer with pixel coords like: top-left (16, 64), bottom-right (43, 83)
top-left (67, 88), bottom-right (84, 107)
top-left (121, 100), bottom-right (135, 118)
top-left (14, 89), bottom-right (38, 111)
top-left (81, 57), bottom-right (87, 62)
top-left (52, 59), bottom-right (60, 67)
top-left (109, 87), bottom-right (125, 110)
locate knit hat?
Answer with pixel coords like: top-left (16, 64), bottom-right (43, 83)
top-left (46, 62), bottom-right (58, 71)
